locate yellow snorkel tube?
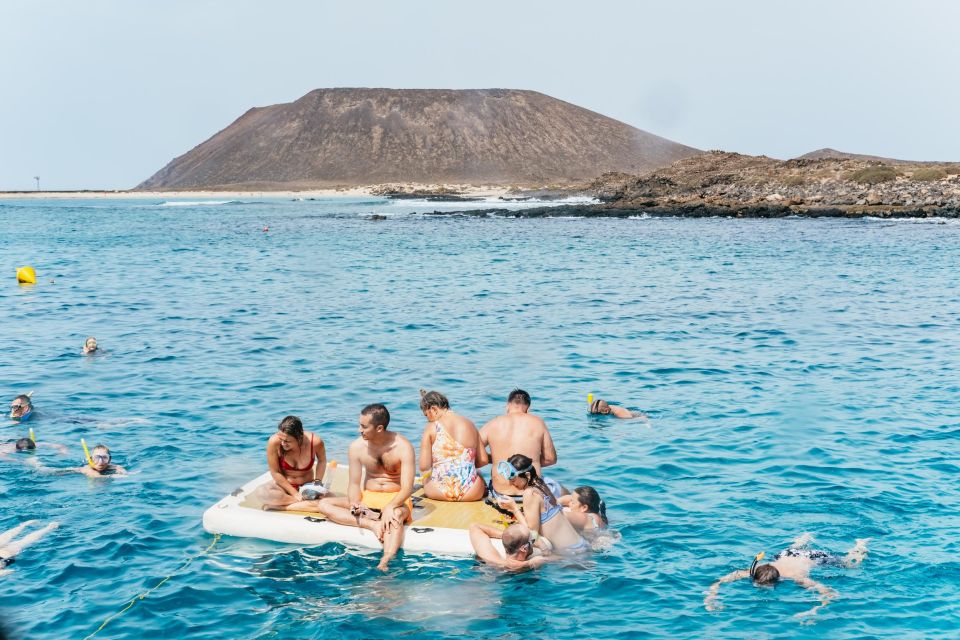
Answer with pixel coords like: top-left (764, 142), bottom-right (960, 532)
top-left (81, 438), bottom-right (95, 468)
top-left (587, 393), bottom-right (594, 406)
top-left (29, 428), bottom-right (36, 443)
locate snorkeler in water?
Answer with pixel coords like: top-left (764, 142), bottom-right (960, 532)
top-left (704, 533), bottom-right (869, 622)
top-left (0, 521), bottom-right (59, 578)
top-left (589, 398), bottom-right (644, 420)
top-left (67, 444), bottom-right (127, 477)
top-left (9, 394), bottom-right (33, 423)
top-left (0, 434), bottom-right (69, 467)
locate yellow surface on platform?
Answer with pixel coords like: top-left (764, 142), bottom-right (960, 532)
top-left (240, 466), bottom-right (508, 530)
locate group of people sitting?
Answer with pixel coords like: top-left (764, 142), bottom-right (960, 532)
top-left (256, 388), bottom-right (611, 571)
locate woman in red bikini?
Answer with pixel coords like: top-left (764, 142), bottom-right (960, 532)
top-left (259, 415), bottom-right (327, 509)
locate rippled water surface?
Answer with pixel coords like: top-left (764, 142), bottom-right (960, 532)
top-left (1, 197), bottom-right (959, 639)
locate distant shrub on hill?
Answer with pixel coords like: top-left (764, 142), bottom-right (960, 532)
top-left (847, 166), bottom-right (898, 184)
top-left (781, 175), bottom-right (806, 186)
top-left (911, 168), bottom-right (947, 182)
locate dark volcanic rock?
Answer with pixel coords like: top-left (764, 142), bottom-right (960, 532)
top-left (138, 88), bottom-right (700, 190)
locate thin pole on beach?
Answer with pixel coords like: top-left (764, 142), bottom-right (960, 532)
top-left (33, 176), bottom-right (40, 191)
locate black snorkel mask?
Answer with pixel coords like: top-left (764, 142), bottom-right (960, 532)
top-left (749, 551), bottom-right (765, 579)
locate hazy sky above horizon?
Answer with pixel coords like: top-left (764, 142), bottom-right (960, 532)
top-left (2, 0), bottom-right (958, 190)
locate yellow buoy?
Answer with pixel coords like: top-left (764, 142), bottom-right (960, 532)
top-left (16, 266), bottom-right (37, 284)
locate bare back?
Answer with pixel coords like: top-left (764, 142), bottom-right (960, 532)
top-left (481, 411), bottom-right (557, 495)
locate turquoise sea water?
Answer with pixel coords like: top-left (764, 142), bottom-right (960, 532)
top-left (1, 197), bottom-right (958, 639)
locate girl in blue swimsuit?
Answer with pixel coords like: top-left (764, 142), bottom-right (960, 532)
top-left (497, 454), bottom-right (589, 554)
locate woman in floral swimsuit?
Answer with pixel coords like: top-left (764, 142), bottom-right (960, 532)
top-left (418, 390), bottom-right (488, 501)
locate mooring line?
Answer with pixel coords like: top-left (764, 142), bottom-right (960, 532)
top-left (83, 534), bottom-right (221, 640)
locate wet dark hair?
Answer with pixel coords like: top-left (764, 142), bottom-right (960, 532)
top-left (419, 389), bottom-right (450, 411)
top-left (507, 453), bottom-right (556, 509)
top-left (574, 486), bottom-right (608, 526)
top-left (15, 438), bottom-right (36, 451)
top-left (753, 564), bottom-right (780, 584)
top-left (361, 403), bottom-right (390, 428)
top-left (507, 389), bottom-right (531, 407)
top-left (589, 398), bottom-right (606, 414)
top-left (278, 415), bottom-right (304, 446)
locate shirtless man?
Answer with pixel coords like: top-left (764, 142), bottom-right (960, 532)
top-left (469, 522), bottom-right (552, 572)
top-left (704, 534), bottom-right (869, 622)
top-left (479, 389), bottom-right (558, 501)
top-left (317, 404), bottom-right (415, 571)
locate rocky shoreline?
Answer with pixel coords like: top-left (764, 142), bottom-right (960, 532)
top-left (435, 151), bottom-right (960, 219)
top-left (429, 202), bottom-right (960, 219)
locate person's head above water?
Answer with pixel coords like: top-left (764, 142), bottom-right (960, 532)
top-left (570, 486), bottom-right (608, 526)
top-left (9, 395), bottom-right (32, 421)
top-left (750, 552), bottom-right (780, 585)
top-left (501, 523), bottom-right (534, 559)
top-left (83, 336), bottom-right (99, 353)
top-left (15, 437), bottom-right (36, 451)
top-left (507, 389), bottom-right (531, 409)
top-left (419, 389), bottom-right (450, 412)
top-left (89, 444), bottom-right (112, 472)
top-left (589, 399), bottom-right (612, 415)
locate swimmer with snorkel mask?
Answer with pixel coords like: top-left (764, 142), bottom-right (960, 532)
top-left (588, 397), bottom-right (645, 420)
top-left (704, 534), bottom-right (869, 622)
top-left (9, 394), bottom-right (33, 423)
top-left (70, 442), bottom-right (127, 477)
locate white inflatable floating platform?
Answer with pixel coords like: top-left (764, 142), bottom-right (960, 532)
top-left (203, 466), bottom-right (508, 557)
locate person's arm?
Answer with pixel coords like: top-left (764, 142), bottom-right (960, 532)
top-left (313, 436), bottom-right (327, 483)
top-left (476, 422), bottom-right (492, 469)
top-left (347, 442), bottom-right (363, 507)
top-left (38, 442), bottom-right (70, 455)
top-left (610, 405), bottom-right (634, 419)
top-left (704, 569), bottom-right (749, 611)
top-left (792, 577), bottom-right (837, 622)
top-left (383, 438), bottom-right (416, 532)
top-left (473, 423), bottom-right (489, 468)
top-left (267, 437), bottom-right (299, 498)
top-left (469, 524), bottom-right (508, 568)
top-left (521, 489), bottom-right (543, 535)
top-left (540, 426), bottom-right (557, 468)
top-left (419, 425), bottom-right (433, 474)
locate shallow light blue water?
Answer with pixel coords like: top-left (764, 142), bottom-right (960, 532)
top-left (1, 197), bottom-right (959, 639)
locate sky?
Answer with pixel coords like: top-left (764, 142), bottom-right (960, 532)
top-left (1, 0), bottom-right (958, 190)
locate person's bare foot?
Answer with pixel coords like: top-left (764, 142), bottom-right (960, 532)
top-left (844, 538), bottom-right (870, 567)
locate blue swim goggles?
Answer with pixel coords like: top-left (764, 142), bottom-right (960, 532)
top-left (498, 460), bottom-right (533, 480)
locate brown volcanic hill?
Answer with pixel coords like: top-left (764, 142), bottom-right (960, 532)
top-left (798, 147), bottom-right (944, 164)
top-left (137, 88), bottom-right (700, 190)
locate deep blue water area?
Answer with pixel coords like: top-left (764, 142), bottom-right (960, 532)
top-left (1, 197), bottom-right (958, 639)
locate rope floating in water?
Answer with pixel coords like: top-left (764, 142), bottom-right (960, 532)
top-left (83, 534), bottom-right (221, 640)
